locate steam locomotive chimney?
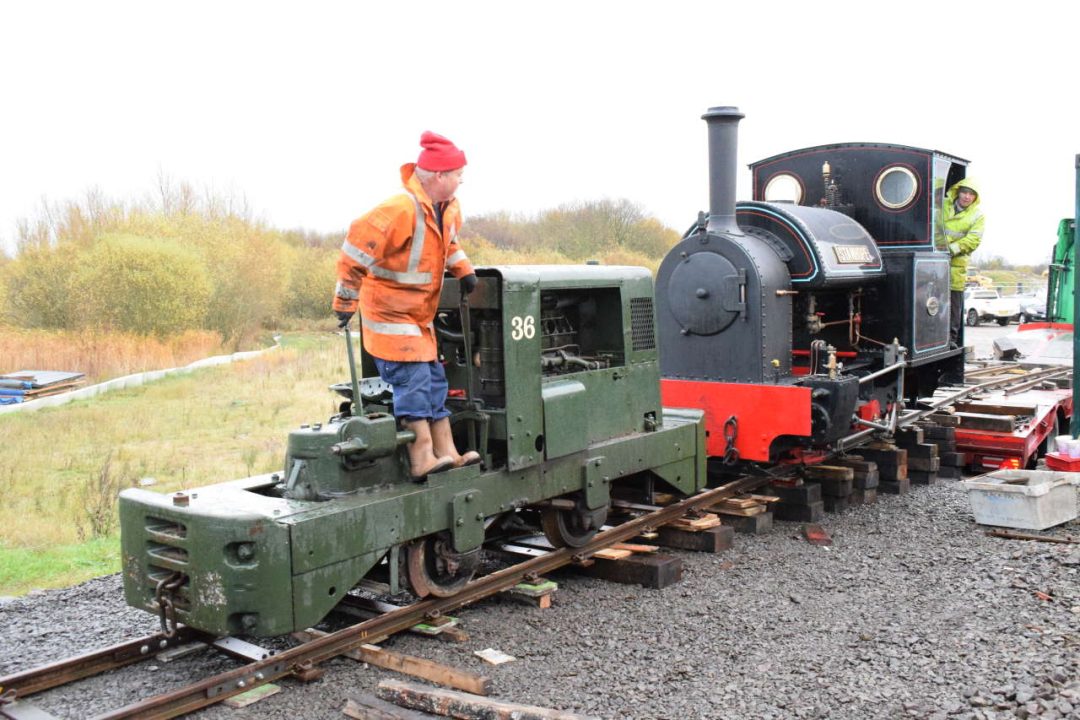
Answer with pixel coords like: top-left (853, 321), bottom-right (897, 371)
top-left (703, 105), bottom-right (745, 236)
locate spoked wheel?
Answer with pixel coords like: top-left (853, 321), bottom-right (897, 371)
top-left (966, 309), bottom-right (979, 326)
top-left (405, 533), bottom-right (480, 598)
top-left (541, 496), bottom-right (609, 548)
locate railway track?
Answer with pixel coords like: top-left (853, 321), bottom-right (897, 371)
top-left (3, 364), bottom-right (1069, 719)
top-left (0, 475), bottom-right (763, 720)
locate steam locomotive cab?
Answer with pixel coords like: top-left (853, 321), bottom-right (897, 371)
top-left (658, 108), bottom-right (965, 464)
top-left (752, 142), bottom-right (969, 395)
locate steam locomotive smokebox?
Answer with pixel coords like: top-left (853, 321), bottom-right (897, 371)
top-left (658, 232), bottom-right (792, 382)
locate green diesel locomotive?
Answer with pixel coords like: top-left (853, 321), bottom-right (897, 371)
top-left (119, 265), bottom-right (705, 637)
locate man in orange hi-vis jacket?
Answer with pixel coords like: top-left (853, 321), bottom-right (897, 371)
top-left (333, 131), bottom-right (481, 480)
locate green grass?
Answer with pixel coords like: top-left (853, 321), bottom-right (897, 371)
top-left (0, 536), bottom-right (120, 596)
top-left (0, 331), bottom-right (352, 595)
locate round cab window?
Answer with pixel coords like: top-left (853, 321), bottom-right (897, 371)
top-left (764, 173), bottom-right (802, 204)
top-left (875, 166), bottom-right (918, 209)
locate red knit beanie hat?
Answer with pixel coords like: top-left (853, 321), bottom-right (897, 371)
top-left (417, 131), bottom-right (467, 171)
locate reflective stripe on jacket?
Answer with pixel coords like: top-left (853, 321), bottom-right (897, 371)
top-left (942, 177), bottom-right (984, 291)
top-left (333, 163), bottom-right (475, 361)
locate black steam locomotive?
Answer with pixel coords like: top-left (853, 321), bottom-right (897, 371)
top-left (658, 107), bottom-right (966, 464)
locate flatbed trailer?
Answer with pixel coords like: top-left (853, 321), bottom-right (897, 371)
top-left (929, 361), bottom-right (1073, 471)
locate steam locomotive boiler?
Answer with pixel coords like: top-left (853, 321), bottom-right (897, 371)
top-left (658, 107), bottom-right (966, 464)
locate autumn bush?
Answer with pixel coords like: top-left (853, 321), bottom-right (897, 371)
top-left (461, 198), bottom-right (678, 263)
top-left (1, 188), bottom-right (677, 362)
top-left (75, 234), bottom-right (212, 335)
top-left (285, 246), bottom-right (340, 320)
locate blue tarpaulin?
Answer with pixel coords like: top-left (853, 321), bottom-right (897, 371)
top-left (0, 370), bottom-right (85, 404)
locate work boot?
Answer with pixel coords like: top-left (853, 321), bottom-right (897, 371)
top-left (431, 417), bottom-right (482, 468)
top-left (403, 419), bottom-right (455, 481)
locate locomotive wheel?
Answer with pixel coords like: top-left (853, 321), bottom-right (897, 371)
top-left (405, 533), bottom-right (480, 598)
top-left (541, 497), bottom-right (609, 548)
top-left (966, 309), bottom-right (979, 326)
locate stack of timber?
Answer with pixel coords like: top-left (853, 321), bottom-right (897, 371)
top-left (803, 464), bottom-right (859, 513)
top-left (501, 530), bottom-right (686, 590)
top-left (831, 456), bottom-right (880, 505)
top-left (646, 509), bottom-right (735, 553)
top-left (0, 370), bottom-right (84, 405)
top-left (853, 442), bottom-right (910, 494)
top-left (764, 477), bottom-right (824, 523)
top-left (916, 417), bottom-right (965, 479)
top-left (892, 426), bottom-right (941, 485)
top-left (706, 494), bottom-right (776, 534)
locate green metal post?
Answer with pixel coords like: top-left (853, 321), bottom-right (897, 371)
top-left (344, 324), bottom-right (363, 417)
top-left (1073, 155), bottom-right (1079, 438)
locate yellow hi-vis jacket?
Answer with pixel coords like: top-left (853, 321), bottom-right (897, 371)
top-left (333, 163), bottom-right (475, 362)
top-left (942, 177), bottom-right (984, 291)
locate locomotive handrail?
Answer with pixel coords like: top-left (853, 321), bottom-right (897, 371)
top-left (343, 324), bottom-right (364, 417)
top-left (856, 359), bottom-right (908, 385)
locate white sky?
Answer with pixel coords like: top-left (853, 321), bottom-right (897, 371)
top-left (1, 1), bottom-right (1076, 265)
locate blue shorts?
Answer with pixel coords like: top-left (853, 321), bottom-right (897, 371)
top-left (372, 358), bottom-right (450, 422)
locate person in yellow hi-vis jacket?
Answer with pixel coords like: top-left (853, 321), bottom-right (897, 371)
top-left (332, 131), bottom-right (481, 480)
top-left (943, 178), bottom-right (984, 345)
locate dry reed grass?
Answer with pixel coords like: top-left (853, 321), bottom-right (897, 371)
top-left (0, 328), bottom-right (224, 383)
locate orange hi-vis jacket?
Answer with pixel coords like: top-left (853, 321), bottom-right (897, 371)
top-left (333, 163), bottom-right (475, 362)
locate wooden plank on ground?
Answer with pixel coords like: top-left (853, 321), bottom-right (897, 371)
top-left (592, 547), bottom-right (633, 561)
top-left (223, 683), bottom-right (280, 708)
top-left (611, 542), bottom-right (659, 553)
top-left (708, 501), bottom-right (766, 517)
top-left (293, 630), bottom-right (491, 696)
top-left (716, 496), bottom-right (760, 509)
top-left (669, 513), bottom-right (722, 530)
top-left (344, 694), bottom-right (437, 720)
top-left (376, 679), bottom-right (602, 720)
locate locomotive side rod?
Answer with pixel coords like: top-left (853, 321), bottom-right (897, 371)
top-left (90, 476), bottom-right (764, 719)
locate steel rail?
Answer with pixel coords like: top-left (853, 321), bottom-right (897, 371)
top-left (3, 476), bottom-right (760, 719)
top-left (906, 365), bottom-right (1071, 425)
top-left (95, 476), bottom-right (763, 719)
top-left (1001, 368), bottom-right (1071, 396)
top-left (0, 626), bottom-right (211, 699)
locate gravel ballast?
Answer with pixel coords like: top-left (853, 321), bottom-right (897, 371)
top-left (3, 479), bottom-right (1079, 720)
